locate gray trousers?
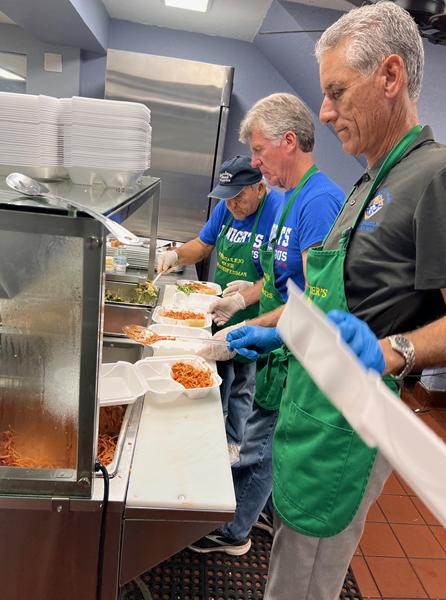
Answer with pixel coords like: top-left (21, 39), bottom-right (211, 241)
top-left (264, 452), bottom-right (391, 600)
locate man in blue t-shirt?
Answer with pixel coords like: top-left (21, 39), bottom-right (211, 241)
top-left (156, 155), bottom-right (281, 452)
top-left (190, 93), bottom-right (344, 556)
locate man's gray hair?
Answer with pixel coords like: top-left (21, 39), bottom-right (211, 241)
top-left (239, 93), bottom-right (315, 152)
top-left (315, 1), bottom-right (424, 101)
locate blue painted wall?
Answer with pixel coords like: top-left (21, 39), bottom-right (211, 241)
top-left (254, 1), bottom-right (364, 186)
top-left (261, 0), bottom-right (446, 146)
top-left (0, 0), bottom-right (108, 53)
top-left (70, 0), bottom-right (109, 51)
top-left (0, 23), bottom-right (80, 97)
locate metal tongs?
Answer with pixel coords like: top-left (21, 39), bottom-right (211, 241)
top-left (5, 172), bottom-right (141, 246)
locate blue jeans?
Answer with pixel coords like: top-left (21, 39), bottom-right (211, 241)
top-left (220, 401), bottom-right (279, 541)
top-left (217, 359), bottom-right (256, 445)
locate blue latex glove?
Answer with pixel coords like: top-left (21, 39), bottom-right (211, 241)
top-left (226, 325), bottom-right (283, 360)
top-left (327, 310), bottom-right (385, 374)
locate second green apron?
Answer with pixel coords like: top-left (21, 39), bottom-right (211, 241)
top-left (255, 166), bottom-right (318, 410)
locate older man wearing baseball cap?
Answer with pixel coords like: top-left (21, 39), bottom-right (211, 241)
top-left (157, 155), bottom-right (282, 454)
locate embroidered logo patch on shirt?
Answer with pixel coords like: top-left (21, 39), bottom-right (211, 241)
top-left (365, 194), bottom-right (384, 220)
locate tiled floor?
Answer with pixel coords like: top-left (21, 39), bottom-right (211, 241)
top-left (353, 385), bottom-right (446, 599)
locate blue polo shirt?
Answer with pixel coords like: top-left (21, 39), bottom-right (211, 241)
top-left (270, 172), bottom-right (344, 300)
top-left (200, 188), bottom-right (284, 278)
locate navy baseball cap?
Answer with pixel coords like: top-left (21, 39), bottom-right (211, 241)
top-left (208, 155), bottom-right (262, 200)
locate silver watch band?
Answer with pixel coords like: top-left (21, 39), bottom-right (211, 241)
top-left (387, 335), bottom-right (415, 380)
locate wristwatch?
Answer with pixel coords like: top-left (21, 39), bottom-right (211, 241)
top-left (387, 334), bottom-right (415, 380)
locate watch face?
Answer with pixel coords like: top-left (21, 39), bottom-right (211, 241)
top-left (394, 335), bottom-right (412, 352)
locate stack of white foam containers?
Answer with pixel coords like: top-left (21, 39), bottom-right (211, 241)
top-left (0, 92), bottom-right (152, 188)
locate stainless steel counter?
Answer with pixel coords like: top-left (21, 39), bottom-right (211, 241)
top-left (102, 266), bottom-right (235, 594)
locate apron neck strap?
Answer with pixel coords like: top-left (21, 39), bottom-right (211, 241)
top-left (326, 125), bottom-right (423, 247)
top-left (273, 165), bottom-right (318, 243)
top-left (352, 124), bottom-right (423, 229)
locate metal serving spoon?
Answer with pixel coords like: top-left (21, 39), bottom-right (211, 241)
top-left (6, 172), bottom-right (141, 246)
top-left (151, 265), bottom-right (177, 285)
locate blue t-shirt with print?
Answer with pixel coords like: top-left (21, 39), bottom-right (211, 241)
top-left (200, 188), bottom-right (284, 278)
top-left (270, 171), bottom-right (344, 301)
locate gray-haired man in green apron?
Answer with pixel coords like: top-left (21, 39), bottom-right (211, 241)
top-left (156, 155), bottom-right (280, 452)
top-left (189, 94), bottom-right (343, 557)
top-left (226, 3), bottom-right (446, 599)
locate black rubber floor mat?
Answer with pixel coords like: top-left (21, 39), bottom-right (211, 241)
top-left (120, 528), bottom-right (363, 600)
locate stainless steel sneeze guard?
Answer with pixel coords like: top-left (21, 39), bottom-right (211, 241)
top-left (0, 200), bottom-right (103, 497)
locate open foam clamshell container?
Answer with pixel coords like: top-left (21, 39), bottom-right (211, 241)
top-left (135, 355), bottom-right (222, 400)
top-left (98, 361), bottom-right (147, 406)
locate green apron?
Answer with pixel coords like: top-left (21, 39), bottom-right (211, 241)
top-left (273, 125), bottom-right (423, 537)
top-left (255, 166), bottom-right (319, 410)
top-left (214, 193), bottom-right (266, 330)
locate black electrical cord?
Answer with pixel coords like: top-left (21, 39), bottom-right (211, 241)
top-left (94, 459), bottom-right (110, 600)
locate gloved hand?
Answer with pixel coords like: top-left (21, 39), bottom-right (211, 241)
top-left (222, 280), bottom-right (254, 297)
top-left (156, 250), bottom-right (178, 273)
top-left (209, 293), bottom-right (246, 327)
top-left (227, 325), bottom-right (283, 361)
top-left (327, 310), bottom-right (385, 374)
top-left (196, 322), bottom-right (245, 362)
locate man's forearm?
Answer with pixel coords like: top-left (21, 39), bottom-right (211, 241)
top-left (241, 279), bottom-right (263, 307)
top-left (247, 305), bottom-right (285, 327)
top-left (380, 313), bottom-right (446, 376)
top-left (176, 238), bottom-right (213, 265)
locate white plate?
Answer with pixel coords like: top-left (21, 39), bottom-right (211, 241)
top-left (152, 305), bottom-right (211, 328)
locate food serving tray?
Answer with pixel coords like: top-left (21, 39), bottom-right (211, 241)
top-left (96, 403), bottom-right (133, 478)
top-left (105, 280), bottom-right (158, 308)
top-left (104, 303), bottom-right (152, 337)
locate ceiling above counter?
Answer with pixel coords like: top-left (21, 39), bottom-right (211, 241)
top-left (101, 0), bottom-right (351, 42)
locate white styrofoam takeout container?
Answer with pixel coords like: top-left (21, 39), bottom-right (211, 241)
top-left (147, 323), bottom-right (211, 357)
top-left (176, 280), bottom-right (222, 295)
top-left (152, 305), bottom-right (212, 328)
top-left (98, 360), bottom-right (147, 406)
top-left (172, 291), bottom-right (217, 312)
top-left (135, 355), bottom-right (221, 400)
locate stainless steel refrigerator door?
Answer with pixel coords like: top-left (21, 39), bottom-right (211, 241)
top-left (105, 49), bottom-right (233, 243)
